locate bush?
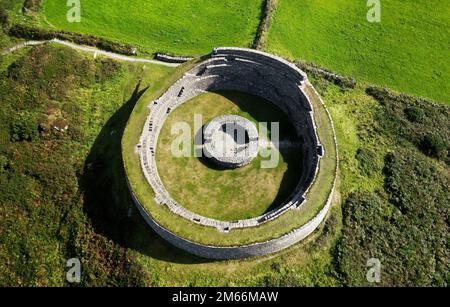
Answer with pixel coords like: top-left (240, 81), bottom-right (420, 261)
top-left (0, 155), bottom-right (7, 173)
top-left (9, 112), bottom-right (39, 142)
top-left (355, 147), bottom-right (379, 176)
top-left (367, 86), bottom-right (450, 164)
top-left (404, 106), bottom-right (425, 123)
top-left (420, 134), bottom-right (448, 161)
top-left (95, 58), bottom-right (121, 82)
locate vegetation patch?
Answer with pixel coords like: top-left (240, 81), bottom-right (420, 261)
top-left (313, 75), bottom-right (449, 286)
top-left (0, 7), bottom-right (8, 29)
top-left (367, 86), bottom-right (449, 165)
top-left (157, 91), bottom-right (301, 221)
top-left (0, 5), bottom-right (14, 50)
top-left (337, 149), bottom-right (449, 286)
top-left (23, 0), bottom-right (42, 12)
top-left (253, 0), bottom-right (278, 50)
top-left (296, 60), bottom-right (356, 89)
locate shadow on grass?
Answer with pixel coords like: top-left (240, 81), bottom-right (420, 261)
top-left (81, 81), bottom-right (212, 265)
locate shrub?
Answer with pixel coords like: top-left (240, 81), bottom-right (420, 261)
top-left (404, 106), bottom-right (425, 123)
top-left (9, 112), bottom-right (39, 142)
top-left (0, 155), bottom-right (7, 173)
top-left (95, 58), bottom-right (121, 82)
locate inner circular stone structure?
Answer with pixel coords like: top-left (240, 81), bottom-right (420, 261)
top-left (129, 47), bottom-right (335, 259)
top-left (203, 115), bottom-right (259, 168)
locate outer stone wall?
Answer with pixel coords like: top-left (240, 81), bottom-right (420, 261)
top-left (128, 175), bottom-right (334, 259)
top-left (128, 47), bottom-right (337, 259)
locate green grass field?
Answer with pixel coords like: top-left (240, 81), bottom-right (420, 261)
top-left (157, 91), bottom-right (301, 221)
top-left (267, 0), bottom-right (450, 103)
top-left (41, 0), bottom-right (263, 56)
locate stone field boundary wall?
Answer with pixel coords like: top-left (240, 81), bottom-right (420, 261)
top-left (128, 48), bottom-right (338, 259)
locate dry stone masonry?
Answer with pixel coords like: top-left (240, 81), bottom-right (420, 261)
top-left (130, 48), bottom-right (336, 259)
top-left (203, 115), bottom-right (259, 168)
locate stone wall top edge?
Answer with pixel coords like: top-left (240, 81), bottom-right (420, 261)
top-left (211, 47), bottom-right (308, 80)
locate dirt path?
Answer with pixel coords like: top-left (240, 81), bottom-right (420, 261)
top-left (1, 38), bottom-right (181, 68)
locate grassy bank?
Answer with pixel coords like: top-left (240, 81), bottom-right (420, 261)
top-left (122, 63), bottom-right (338, 246)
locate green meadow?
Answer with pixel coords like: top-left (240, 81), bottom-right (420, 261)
top-left (267, 0), bottom-right (450, 103)
top-left (41, 0), bottom-right (263, 56)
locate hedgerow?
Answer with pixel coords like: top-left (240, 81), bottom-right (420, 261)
top-left (296, 60), bottom-right (356, 89)
top-left (253, 0), bottom-right (278, 50)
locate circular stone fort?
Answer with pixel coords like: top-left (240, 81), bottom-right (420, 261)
top-left (125, 47), bottom-right (338, 259)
